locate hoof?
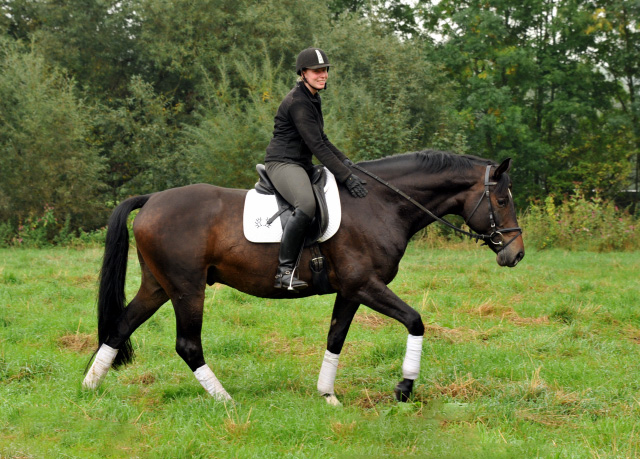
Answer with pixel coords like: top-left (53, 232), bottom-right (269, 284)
top-left (322, 393), bottom-right (342, 406)
top-left (394, 378), bottom-right (414, 402)
top-left (213, 391), bottom-right (234, 403)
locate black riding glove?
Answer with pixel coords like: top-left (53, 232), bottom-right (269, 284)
top-left (345, 174), bottom-right (368, 198)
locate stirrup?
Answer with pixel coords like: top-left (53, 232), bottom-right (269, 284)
top-left (274, 268), bottom-right (308, 291)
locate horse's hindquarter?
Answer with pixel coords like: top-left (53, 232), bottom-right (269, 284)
top-left (132, 184), bottom-right (318, 299)
top-left (133, 184), bottom-right (247, 282)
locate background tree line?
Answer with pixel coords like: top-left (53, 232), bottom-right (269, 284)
top-left (0, 0), bottom-right (638, 242)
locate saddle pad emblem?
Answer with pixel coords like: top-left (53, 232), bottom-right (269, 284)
top-left (243, 168), bottom-right (341, 243)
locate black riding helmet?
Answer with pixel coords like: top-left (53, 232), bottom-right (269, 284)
top-left (296, 48), bottom-right (331, 75)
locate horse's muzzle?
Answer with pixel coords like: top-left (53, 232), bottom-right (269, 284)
top-left (496, 241), bottom-right (525, 267)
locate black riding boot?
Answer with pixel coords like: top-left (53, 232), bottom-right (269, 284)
top-left (275, 209), bottom-right (312, 291)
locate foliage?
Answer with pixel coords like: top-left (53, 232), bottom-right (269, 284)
top-left (522, 190), bottom-right (640, 251)
top-left (0, 0), bottom-right (639, 235)
top-left (322, 16), bottom-right (461, 160)
top-left (93, 76), bottom-right (194, 201)
top-left (593, 0), bottom-right (640, 213)
top-left (420, 0), bottom-right (639, 207)
top-left (185, 52), bottom-right (290, 188)
top-left (0, 204), bottom-right (108, 248)
top-left (0, 39), bottom-right (107, 231)
top-left (1, 0), bottom-right (141, 99)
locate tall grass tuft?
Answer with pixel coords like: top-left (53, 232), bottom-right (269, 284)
top-left (521, 189), bottom-right (639, 251)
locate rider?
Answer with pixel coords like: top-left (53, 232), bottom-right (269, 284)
top-left (265, 47), bottom-right (368, 291)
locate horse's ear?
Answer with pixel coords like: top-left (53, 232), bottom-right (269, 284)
top-left (493, 158), bottom-right (512, 179)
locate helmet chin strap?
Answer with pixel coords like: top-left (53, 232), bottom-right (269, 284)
top-left (302, 72), bottom-right (327, 91)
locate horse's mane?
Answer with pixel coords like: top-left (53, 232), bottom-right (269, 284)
top-left (361, 150), bottom-right (495, 174)
top-left (360, 150), bottom-right (509, 192)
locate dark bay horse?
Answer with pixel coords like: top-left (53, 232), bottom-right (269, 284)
top-left (83, 150), bottom-right (524, 404)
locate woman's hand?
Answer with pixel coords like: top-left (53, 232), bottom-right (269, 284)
top-left (345, 174), bottom-right (368, 198)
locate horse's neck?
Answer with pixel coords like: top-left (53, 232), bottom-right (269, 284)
top-left (397, 167), bottom-right (477, 208)
top-left (383, 167), bottom-right (479, 236)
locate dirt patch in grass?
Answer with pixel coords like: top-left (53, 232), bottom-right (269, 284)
top-left (352, 388), bottom-right (391, 410)
top-left (130, 372), bottom-right (157, 386)
top-left (509, 315), bottom-right (549, 326)
top-left (353, 311), bottom-right (393, 329)
top-left (261, 332), bottom-right (317, 357)
top-left (71, 274), bottom-right (97, 287)
top-left (330, 420), bottom-right (357, 438)
top-left (623, 326), bottom-right (640, 344)
top-left (516, 409), bottom-right (575, 427)
top-left (427, 372), bottom-right (485, 401)
top-left (58, 333), bottom-right (95, 353)
top-left (425, 324), bottom-right (487, 343)
top-left (466, 301), bottom-right (549, 326)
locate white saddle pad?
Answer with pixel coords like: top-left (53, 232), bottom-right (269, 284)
top-left (243, 168), bottom-right (341, 243)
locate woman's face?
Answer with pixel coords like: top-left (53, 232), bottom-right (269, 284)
top-left (302, 67), bottom-right (328, 94)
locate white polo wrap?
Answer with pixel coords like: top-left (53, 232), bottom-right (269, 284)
top-left (82, 344), bottom-right (118, 390)
top-left (317, 350), bottom-right (340, 395)
top-left (194, 364), bottom-right (232, 401)
top-left (402, 334), bottom-right (423, 380)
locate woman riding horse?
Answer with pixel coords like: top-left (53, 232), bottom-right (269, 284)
top-left (265, 47), bottom-right (368, 291)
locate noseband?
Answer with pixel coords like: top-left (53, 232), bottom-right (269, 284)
top-left (352, 164), bottom-right (522, 252)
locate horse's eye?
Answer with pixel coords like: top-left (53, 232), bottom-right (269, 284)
top-left (497, 198), bottom-right (507, 207)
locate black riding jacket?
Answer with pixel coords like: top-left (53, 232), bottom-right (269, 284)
top-left (265, 82), bottom-right (352, 183)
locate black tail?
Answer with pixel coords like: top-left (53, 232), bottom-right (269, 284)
top-left (97, 194), bottom-right (151, 368)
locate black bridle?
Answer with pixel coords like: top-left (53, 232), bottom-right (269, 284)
top-left (352, 164), bottom-right (522, 252)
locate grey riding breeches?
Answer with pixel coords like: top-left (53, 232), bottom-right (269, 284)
top-left (265, 161), bottom-right (316, 217)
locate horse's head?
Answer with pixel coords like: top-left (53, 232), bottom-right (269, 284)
top-left (464, 158), bottom-right (525, 267)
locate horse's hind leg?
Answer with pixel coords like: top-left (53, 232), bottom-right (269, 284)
top-left (170, 284), bottom-right (232, 402)
top-left (317, 294), bottom-right (360, 406)
top-left (83, 260), bottom-right (169, 389)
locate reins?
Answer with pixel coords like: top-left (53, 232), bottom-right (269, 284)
top-left (352, 163), bottom-right (522, 251)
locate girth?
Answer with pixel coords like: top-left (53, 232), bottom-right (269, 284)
top-left (254, 164), bottom-right (330, 246)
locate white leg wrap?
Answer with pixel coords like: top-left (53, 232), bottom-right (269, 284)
top-left (317, 350), bottom-right (340, 395)
top-left (82, 344), bottom-right (118, 390)
top-left (194, 364), bottom-right (232, 402)
top-left (402, 334), bottom-right (423, 380)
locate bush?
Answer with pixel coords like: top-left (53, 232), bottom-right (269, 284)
top-left (0, 205), bottom-right (108, 248)
top-left (0, 221), bottom-right (14, 248)
top-left (0, 39), bottom-right (106, 230)
top-left (521, 189), bottom-right (639, 252)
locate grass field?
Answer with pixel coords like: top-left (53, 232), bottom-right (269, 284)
top-left (1, 244), bottom-right (640, 458)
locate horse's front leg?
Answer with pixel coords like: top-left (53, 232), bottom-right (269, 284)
top-left (354, 281), bottom-right (425, 402)
top-left (318, 294), bottom-right (360, 406)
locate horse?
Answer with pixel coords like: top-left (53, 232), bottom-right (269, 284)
top-left (83, 150), bottom-right (524, 405)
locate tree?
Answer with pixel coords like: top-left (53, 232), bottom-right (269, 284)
top-left (93, 76), bottom-right (194, 201)
top-left (594, 0), bottom-right (640, 212)
top-left (185, 9), bottom-right (460, 189)
top-left (419, 0), bottom-right (630, 204)
top-left (2, 0), bottom-right (141, 99)
top-left (322, 15), bottom-right (460, 159)
top-left (0, 39), bottom-right (106, 230)
top-left (184, 52), bottom-right (289, 189)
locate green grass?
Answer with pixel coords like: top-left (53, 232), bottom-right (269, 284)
top-left (1, 245), bottom-right (640, 458)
